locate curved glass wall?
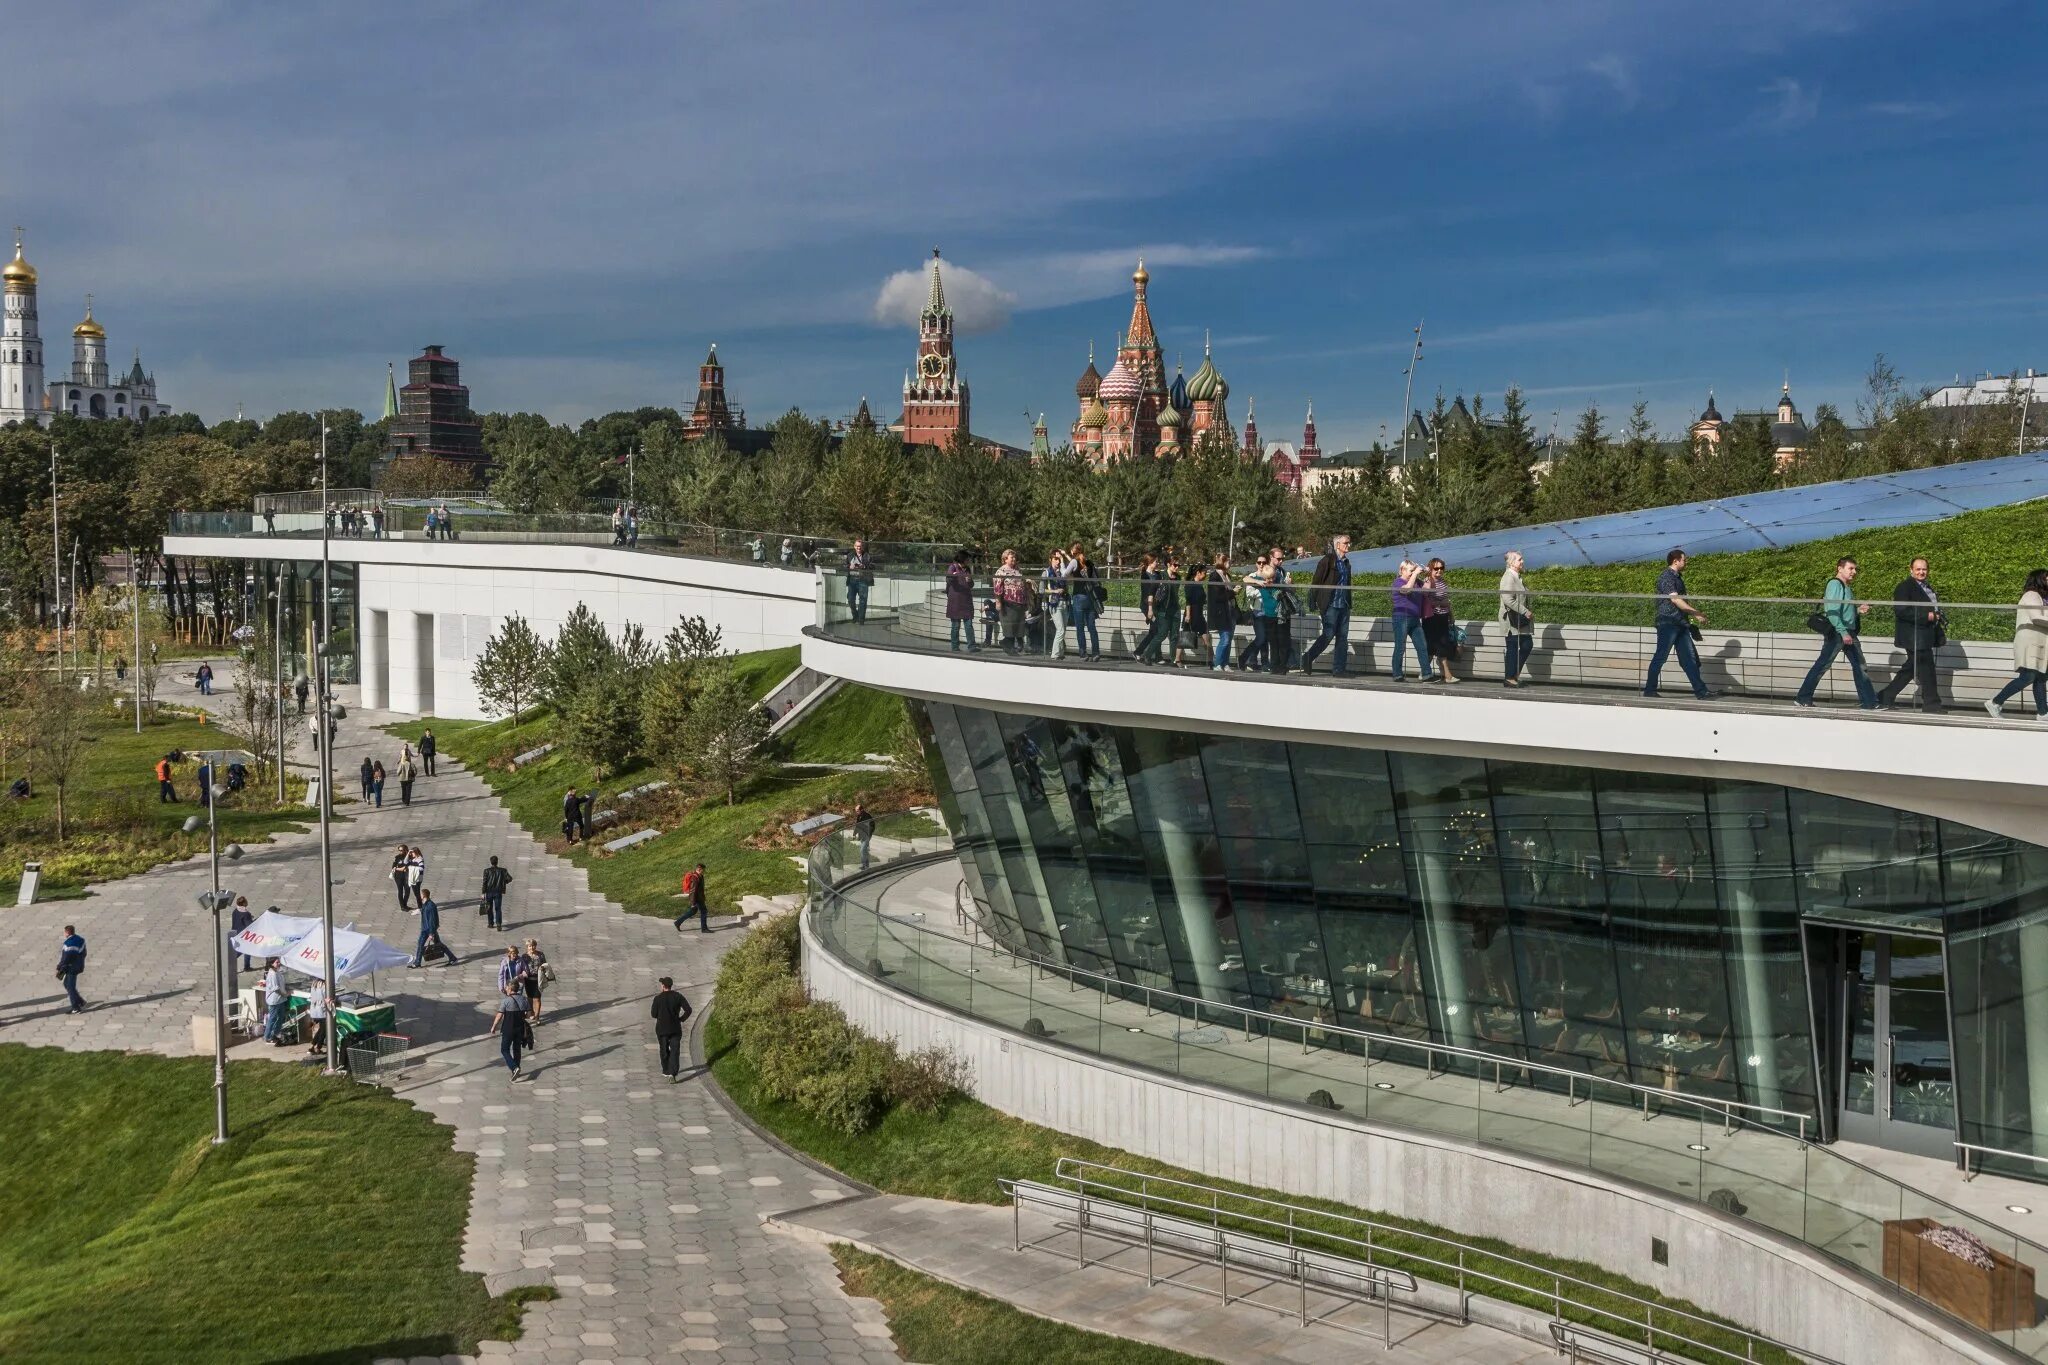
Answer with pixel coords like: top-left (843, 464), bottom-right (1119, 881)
top-left (912, 700), bottom-right (2048, 1170)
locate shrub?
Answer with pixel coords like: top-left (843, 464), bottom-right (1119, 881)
top-left (887, 1044), bottom-right (973, 1116)
top-left (795, 1035), bottom-right (895, 1135)
top-left (747, 997), bottom-right (861, 1105)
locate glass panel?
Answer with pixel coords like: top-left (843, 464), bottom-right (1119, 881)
top-left (1888, 935), bottom-right (1956, 1134)
top-left (1843, 934), bottom-right (1880, 1118)
top-left (1390, 753), bottom-right (1517, 1053)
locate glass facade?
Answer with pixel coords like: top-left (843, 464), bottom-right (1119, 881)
top-left (914, 700), bottom-right (2048, 1172)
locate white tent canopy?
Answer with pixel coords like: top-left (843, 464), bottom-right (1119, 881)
top-left (229, 911), bottom-right (322, 961)
top-left (280, 925), bottom-right (410, 982)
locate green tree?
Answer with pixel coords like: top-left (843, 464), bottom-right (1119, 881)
top-left (561, 660), bottom-right (643, 779)
top-left (1535, 405), bottom-right (1609, 522)
top-left (818, 428), bottom-right (914, 540)
top-left (471, 613), bottom-right (547, 733)
top-left (30, 672), bottom-right (95, 842)
top-left (673, 661), bottom-right (769, 805)
top-left (539, 604), bottom-right (613, 716)
top-left (485, 415), bottom-right (584, 514)
top-left (912, 436), bottom-right (1025, 558)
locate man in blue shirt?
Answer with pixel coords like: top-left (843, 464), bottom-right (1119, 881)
top-left (410, 888), bottom-right (459, 967)
top-left (1301, 534), bottom-right (1355, 677)
top-left (56, 925), bottom-right (87, 1012)
top-left (1642, 549), bottom-right (1719, 701)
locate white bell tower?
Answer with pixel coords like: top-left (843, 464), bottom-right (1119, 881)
top-left (0, 228), bottom-right (46, 426)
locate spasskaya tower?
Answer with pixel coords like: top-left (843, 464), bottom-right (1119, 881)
top-left (899, 249), bottom-right (970, 448)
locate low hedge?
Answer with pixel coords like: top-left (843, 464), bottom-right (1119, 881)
top-left (713, 914), bottom-right (966, 1135)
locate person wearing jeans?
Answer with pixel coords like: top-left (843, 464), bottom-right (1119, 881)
top-left (1207, 554), bottom-right (1236, 669)
top-left (1041, 551), bottom-right (1070, 660)
top-left (944, 553), bottom-right (978, 653)
top-left (1498, 551), bottom-right (1534, 686)
top-left (844, 539), bottom-right (873, 624)
top-left (1389, 560), bottom-right (1435, 681)
top-left (1643, 548), bottom-right (1715, 700)
top-left (1987, 569), bottom-right (2048, 720)
top-left (1068, 549), bottom-right (1101, 661)
top-left (1795, 558), bottom-right (1877, 710)
top-left (1301, 535), bottom-right (1354, 676)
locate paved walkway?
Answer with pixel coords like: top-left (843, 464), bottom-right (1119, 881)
top-left (772, 1194), bottom-right (1554, 1364)
top-left (0, 694), bottom-right (897, 1365)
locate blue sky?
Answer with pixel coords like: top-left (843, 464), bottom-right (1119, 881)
top-left (6, 2), bottom-right (2045, 450)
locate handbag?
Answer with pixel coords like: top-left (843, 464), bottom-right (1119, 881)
top-left (540, 962), bottom-right (558, 985)
top-left (1450, 624), bottom-right (1469, 649)
top-left (1686, 623), bottom-right (1703, 643)
top-left (1804, 611), bottom-right (1833, 635)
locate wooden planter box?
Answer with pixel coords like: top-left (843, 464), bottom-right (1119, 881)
top-left (1883, 1217), bottom-right (2039, 1332)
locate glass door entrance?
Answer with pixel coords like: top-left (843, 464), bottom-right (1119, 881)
top-left (1839, 931), bottom-right (1957, 1158)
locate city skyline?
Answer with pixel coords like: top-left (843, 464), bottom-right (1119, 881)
top-left (3, 2), bottom-right (2044, 448)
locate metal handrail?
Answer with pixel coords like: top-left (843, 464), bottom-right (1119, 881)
top-left (1039, 1158), bottom-right (1835, 1365)
top-left (1956, 1140), bottom-right (2048, 1180)
top-left (832, 854), bottom-right (1813, 1141)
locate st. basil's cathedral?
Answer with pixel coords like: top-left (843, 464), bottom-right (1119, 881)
top-left (1071, 261), bottom-right (1238, 465)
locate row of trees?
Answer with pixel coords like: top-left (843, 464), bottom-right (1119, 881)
top-left (471, 607), bottom-right (769, 803)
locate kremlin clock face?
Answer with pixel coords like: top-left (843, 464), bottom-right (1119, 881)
top-left (920, 353), bottom-right (946, 379)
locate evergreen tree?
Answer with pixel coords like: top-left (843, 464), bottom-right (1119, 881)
top-left (1615, 401), bottom-right (1668, 510)
top-left (1535, 405), bottom-right (1609, 522)
top-left (674, 661), bottom-right (770, 806)
top-left (818, 427), bottom-right (913, 541)
top-left (472, 614), bottom-right (547, 733)
top-left (538, 604), bottom-right (613, 716)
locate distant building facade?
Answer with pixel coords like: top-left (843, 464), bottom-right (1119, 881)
top-left (1, 232), bottom-right (166, 425)
top-left (387, 344), bottom-right (485, 470)
top-left (685, 344), bottom-right (742, 439)
top-left (900, 250), bottom-right (969, 448)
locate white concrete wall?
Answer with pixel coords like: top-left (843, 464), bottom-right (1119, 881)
top-left (802, 910), bottom-right (2006, 1365)
top-left (802, 631), bottom-right (2048, 844)
top-left (163, 535), bottom-right (817, 720)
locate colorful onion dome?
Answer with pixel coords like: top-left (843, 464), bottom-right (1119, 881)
top-left (1097, 357), bottom-right (1141, 404)
top-left (1168, 361), bottom-right (1188, 412)
top-left (1080, 398), bottom-right (1108, 429)
top-left (1157, 401), bottom-right (1182, 427)
top-left (1185, 348), bottom-right (1227, 403)
top-left (1075, 348), bottom-right (1100, 400)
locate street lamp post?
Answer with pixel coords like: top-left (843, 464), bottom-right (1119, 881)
top-left (1398, 320), bottom-right (1425, 468)
top-left (1225, 503), bottom-right (1245, 568)
top-left (272, 585), bottom-right (286, 804)
top-left (131, 545), bottom-right (143, 734)
top-left (49, 441), bottom-right (61, 680)
top-left (184, 804), bottom-right (242, 1146)
top-left (316, 416), bottom-right (339, 1074)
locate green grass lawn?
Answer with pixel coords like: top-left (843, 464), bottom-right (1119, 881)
top-left (0, 1044), bottom-right (547, 1363)
top-left (707, 1013), bottom-right (1792, 1364)
top-left (0, 707), bottom-right (310, 901)
top-left (1347, 498), bottom-right (2048, 640)
top-left (779, 683), bottom-right (909, 766)
top-left (387, 652), bottom-right (926, 917)
top-left (831, 1245), bottom-right (1213, 1365)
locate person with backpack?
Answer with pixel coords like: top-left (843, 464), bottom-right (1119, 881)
top-left (56, 925), bottom-right (88, 1013)
top-left (1794, 557), bottom-right (1877, 710)
top-left (944, 552), bottom-right (979, 653)
top-left (196, 661), bottom-right (214, 696)
top-left (488, 982), bottom-right (533, 1081)
top-left (853, 802), bottom-right (876, 871)
top-left (674, 862), bottom-right (710, 933)
top-left (651, 976), bottom-right (695, 1082)
top-left (992, 549), bottom-right (1030, 654)
top-left (480, 855), bottom-right (513, 930)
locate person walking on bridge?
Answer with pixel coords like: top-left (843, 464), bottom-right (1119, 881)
top-left (1794, 558), bottom-right (1877, 710)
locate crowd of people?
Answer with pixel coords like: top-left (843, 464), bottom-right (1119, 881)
top-left (924, 542), bottom-right (2048, 717)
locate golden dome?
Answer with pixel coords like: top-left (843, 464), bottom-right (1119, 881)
top-left (1132, 258), bottom-right (1149, 286)
top-left (2, 239), bottom-right (34, 290)
top-left (73, 303), bottom-right (104, 339)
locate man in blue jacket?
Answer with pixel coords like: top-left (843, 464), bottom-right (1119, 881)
top-left (410, 888), bottom-right (459, 967)
top-left (56, 925), bottom-right (87, 1012)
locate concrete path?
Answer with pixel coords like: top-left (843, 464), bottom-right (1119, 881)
top-left (771, 1194), bottom-right (1555, 1364)
top-left (0, 694), bottom-right (897, 1365)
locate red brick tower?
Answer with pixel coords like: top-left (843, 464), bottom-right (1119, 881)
top-left (900, 249), bottom-right (969, 448)
top-left (1300, 400), bottom-right (1322, 472)
top-left (1111, 260), bottom-right (1167, 456)
top-left (684, 344), bottom-right (736, 439)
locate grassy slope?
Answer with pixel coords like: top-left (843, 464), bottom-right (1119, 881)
top-left (781, 683), bottom-right (906, 765)
top-left (0, 1045), bottom-right (543, 1363)
top-left (708, 1014), bottom-right (1789, 1364)
top-left (832, 1246), bottom-right (1213, 1365)
top-left (0, 708), bottom-right (310, 899)
top-left (388, 653), bottom-right (923, 917)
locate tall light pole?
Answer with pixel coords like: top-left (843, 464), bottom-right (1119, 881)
top-left (184, 802), bottom-right (241, 1146)
top-left (50, 441), bottom-right (61, 680)
top-left (131, 546), bottom-right (143, 734)
top-left (1225, 503), bottom-right (1245, 567)
top-left (628, 444), bottom-right (638, 510)
top-left (271, 584), bottom-right (285, 804)
top-left (316, 415), bottom-right (339, 1074)
top-left (1398, 320), bottom-right (1425, 467)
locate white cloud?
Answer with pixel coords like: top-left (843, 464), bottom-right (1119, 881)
top-left (871, 259), bottom-right (1014, 335)
top-left (1759, 76), bottom-right (1820, 129)
top-left (1587, 55), bottom-right (1639, 107)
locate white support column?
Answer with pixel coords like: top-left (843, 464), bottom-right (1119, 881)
top-left (359, 608), bottom-right (388, 710)
top-left (387, 609), bottom-right (430, 715)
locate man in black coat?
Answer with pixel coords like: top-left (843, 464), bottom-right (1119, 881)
top-left (651, 976), bottom-right (694, 1081)
top-left (1876, 557), bottom-right (1946, 712)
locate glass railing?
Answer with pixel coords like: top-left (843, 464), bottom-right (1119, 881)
top-left (813, 568), bottom-right (2040, 718)
top-left (807, 830), bottom-right (2048, 1360)
top-left (167, 507), bottom-right (962, 575)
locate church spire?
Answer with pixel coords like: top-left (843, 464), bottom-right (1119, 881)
top-left (383, 362), bottom-right (399, 420)
top-left (923, 248), bottom-right (948, 320)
